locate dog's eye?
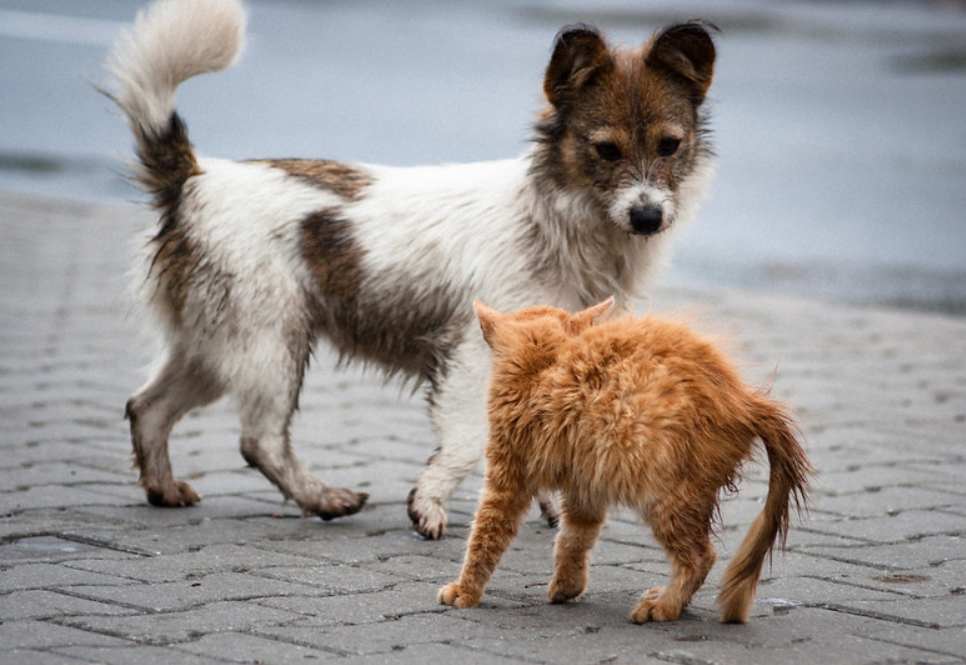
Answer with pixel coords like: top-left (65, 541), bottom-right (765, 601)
top-left (594, 142), bottom-right (622, 162)
top-left (657, 137), bottom-right (681, 157)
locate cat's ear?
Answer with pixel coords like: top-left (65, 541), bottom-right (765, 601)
top-left (567, 297), bottom-right (615, 334)
top-left (474, 300), bottom-right (506, 346)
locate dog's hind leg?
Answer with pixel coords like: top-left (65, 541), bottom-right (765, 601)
top-left (126, 352), bottom-right (224, 507)
top-left (408, 342), bottom-right (490, 540)
top-left (234, 344), bottom-right (368, 521)
top-left (239, 424), bottom-right (367, 520)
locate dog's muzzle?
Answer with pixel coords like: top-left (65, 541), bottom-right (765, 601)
top-left (629, 205), bottom-right (663, 236)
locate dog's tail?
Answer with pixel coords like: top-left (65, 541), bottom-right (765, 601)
top-left (104, 0), bottom-right (246, 208)
top-left (717, 396), bottom-right (812, 623)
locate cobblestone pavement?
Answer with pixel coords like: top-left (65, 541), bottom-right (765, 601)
top-left (1, 192), bottom-right (964, 664)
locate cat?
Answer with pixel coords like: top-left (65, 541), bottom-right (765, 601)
top-left (439, 299), bottom-right (812, 623)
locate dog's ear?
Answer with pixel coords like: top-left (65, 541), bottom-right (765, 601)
top-left (474, 300), bottom-right (504, 347)
top-left (645, 21), bottom-right (717, 104)
top-left (566, 296), bottom-right (615, 334)
top-left (543, 24), bottom-right (612, 108)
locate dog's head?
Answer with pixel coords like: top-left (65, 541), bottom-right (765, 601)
top-left (533, 21), bottom-right (717, 237)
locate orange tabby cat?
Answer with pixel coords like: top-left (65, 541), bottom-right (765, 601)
top-left (438, 299), bottom-right (812, 623)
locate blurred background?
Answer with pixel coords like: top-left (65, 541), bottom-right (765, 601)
top-left (1, 0), bottom-right (964, 314)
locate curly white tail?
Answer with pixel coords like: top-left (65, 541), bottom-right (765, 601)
top-left (106, 0), bottom-right (246, 133)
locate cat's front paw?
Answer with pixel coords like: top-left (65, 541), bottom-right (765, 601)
top-left (438, 582), bottom-right (480, 609)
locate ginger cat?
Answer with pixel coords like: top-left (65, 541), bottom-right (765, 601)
top-left (439, 299), bottom-right (812, 623)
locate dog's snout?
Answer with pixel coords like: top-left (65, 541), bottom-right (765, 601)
top-left (629, 205), bottom-right (663, 236)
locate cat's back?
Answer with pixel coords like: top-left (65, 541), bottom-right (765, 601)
top-left (569, 315), bottom-right (724, 371)
top-left (546, 315), bottom-right (742, 413)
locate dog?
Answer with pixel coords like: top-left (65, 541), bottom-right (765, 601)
top-left (104, 0), bottom-right (717, 539)
top-left (439, 300), bottom-right (812, 623)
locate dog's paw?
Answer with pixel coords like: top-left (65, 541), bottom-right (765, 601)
top-left (145, 480), bottom-right (201, 507)
top-left (407, 488), bottom-right (447, 540)
top-left (630, 587), bottom-right (681, 623)
top-left (303, 487), bottom-right (368, 521)
top-left (438, 582), bottom-right (480, 609)
top-left (548, 573), bottom-right (586, 604)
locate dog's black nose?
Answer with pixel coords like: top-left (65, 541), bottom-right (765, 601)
top-left (629, 205), bottom-right (663, 236)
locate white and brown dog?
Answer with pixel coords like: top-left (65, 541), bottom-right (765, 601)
top-left (105, 0), bottom-right (717, 539)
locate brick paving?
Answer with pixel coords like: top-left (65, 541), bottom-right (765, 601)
top-left (1, 191), bottom-right (964, 664)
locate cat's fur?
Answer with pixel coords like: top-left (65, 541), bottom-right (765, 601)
top-left (439, 299), bottom-right (812, 623)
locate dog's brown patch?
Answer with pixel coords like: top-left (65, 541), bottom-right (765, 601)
top-left (260, 159), bottom-right (373, 200)
top-left (136, 113), bottom-right (203, 214)
top-left (147, 214), bottom-right (234, 330)
top-left (312, 279), bottom-right (471, 391)
top-left (148, 224), bottom-right (199, 326)
top-left (299, 211), bottom-right (468, 388)
top-left (300, 210), bottom-right (367, 301)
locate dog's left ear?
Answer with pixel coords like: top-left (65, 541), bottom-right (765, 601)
top-left (566, 296), bottom-right (615, 334)
top-left (544, 24), bottom-right (612, 108)
top-left (474, 300), bottom-right (504, 346)
top-left (645, 21), bottom-right (718, 104)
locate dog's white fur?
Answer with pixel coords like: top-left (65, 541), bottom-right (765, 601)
top-left (106, 0), bottom-right (716, 538)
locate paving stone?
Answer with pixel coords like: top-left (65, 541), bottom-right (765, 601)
top-left (813, 486), bottom-right (963, 518)
top-left (175, 631), bottom-right (341, 662)
top-left (759, 574), bottom-right (911, 610)
top-left (63, 542), bottom-right (322, 583)
top-left (0, 562), bottom-right (138, 592)
top-left (0, 619), bottom-right (131, 650)
top-left (55, 600), bottom-right (306, 646)
top-left (1, 650), bottom-right (95, 665)
top-left (0, 535), bottom-right (132, 563)
top-left (252, 561), bottom-right (406, 594)
top-left (253, 612), bottom-right (542, 657)
top-left (800, 509), bottom-right (966, 544)
top-left (334, 642), bottom-right (530, 664)
top-left (803, 534), bottom-right (966, 572)
top-left (55, 644), bottom-right (229, 664)
top-left (850, 621), bottom-right (966, 661)
top-left (254, 580), bottom-right (451, 624)
top-left (0, 589), bottom-right (140, 621)
top-left (820, 592), bottom-right (966, 629)
top-left (72, 569), bottom-right (342, 613)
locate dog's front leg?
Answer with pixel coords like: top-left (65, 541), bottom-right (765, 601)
top-left (408, 340), bottom-right (490, 540)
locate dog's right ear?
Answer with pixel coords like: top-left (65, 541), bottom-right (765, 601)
top-left (543, 24), bottom-right (611, 108)
top-left (645, 21), bottom-right (718, 105)
top-left (474, 300), bottom-right (504, 347)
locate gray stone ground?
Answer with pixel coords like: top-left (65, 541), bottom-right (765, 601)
top-left (1, 191), bottom-right (964, 664)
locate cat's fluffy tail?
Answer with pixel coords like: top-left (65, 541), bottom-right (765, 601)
top-left (717, 397), bottom-right (812, 623)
